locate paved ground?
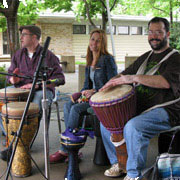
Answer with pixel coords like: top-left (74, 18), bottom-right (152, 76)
top-left (0, 65), bottom-right (158, 180)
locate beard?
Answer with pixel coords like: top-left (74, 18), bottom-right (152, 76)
top-left (149, 36), bottom-right (168, 51)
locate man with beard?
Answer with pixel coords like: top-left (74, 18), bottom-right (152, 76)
top-left (100, 17), bottom-right (180, 179)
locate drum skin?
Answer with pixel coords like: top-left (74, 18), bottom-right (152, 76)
top-left (90, 84), bottom-right (136, 171)
top-left (0, 88), bottom-right (30, 112)
top-left (2, 102), bottom-right (39, 177)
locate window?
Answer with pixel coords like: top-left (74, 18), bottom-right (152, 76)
top-left (73, 25), bottom-right (86, 34)
top-left (118, 26), bottom-right (129, 35)
top-left (106, 25), bottom-right (116, 34)
top-left (3, 30), bottom-right (10, 54)
top-left (131, 26), bottom-right (142, 35)
top-left (89, 25), bottom-right (101, 34)
top-left (143, 26), bottom-right (148, 35)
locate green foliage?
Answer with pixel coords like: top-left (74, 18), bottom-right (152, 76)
top-left (170, 23), bottom-right (180, 51)
top-left (0, 65), bottom-right (10, 89)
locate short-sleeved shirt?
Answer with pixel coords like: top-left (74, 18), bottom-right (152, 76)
top-left (122, 48), bottom-right (180, 126)
top-left (7, 45), bottom-right (65, 95)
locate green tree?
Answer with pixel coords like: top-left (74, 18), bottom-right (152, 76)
top-left (0, 0), bottom-right (43, 57)
top-left (43, 0), bottom-right (120, 31)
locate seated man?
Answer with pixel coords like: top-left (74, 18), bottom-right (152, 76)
top-left (0, 25), bottom-right (65, 161)
top-left (100, 17), bottom-right (180, 180)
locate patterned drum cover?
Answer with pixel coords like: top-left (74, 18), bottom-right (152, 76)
top-left (2, 102), bottom-right (39, 177)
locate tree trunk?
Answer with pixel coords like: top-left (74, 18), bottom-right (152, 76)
top-left (102, 11), bottom-right (108, 31)
top-left (6, 15), bottom-right (20, 57)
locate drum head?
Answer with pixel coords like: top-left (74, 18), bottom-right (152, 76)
top-left (1, 102), bottom-right (39, 117)
top-left (90, 85), bottom-right (133, 104)
top-left (0, 88), bottom-right (30, 98)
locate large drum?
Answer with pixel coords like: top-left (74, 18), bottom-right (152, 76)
top-left (0, 88), bottom-right (30, 112)
top-left (90, 84), bottom-right (136, 171)
top-left (2, 102), bottom-right (39, 177)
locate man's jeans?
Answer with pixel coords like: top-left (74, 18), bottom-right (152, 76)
top-left (100, 123), bottom-right (118, 165)
top-left (124, 108), bottom-right (171, 178)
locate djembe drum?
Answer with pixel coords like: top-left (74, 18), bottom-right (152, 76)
top-left (2, 102), bottom-right (39, 177)
top-left (61, 128), bottom-right (89, 180)
top-left (90, 84), bottom-right (136, 171)
top-left (0, 88), bottom-right (30, 112)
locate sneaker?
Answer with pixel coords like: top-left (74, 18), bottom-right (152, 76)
top-left (49, 151), bottom-right (68, 164)
top-left (104, 163), bottom-right (125, 177)
top-left (124, 175), bottom-right (141, 180)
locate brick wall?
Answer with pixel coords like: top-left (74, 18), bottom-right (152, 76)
top-left (39, 23), bottom-right (73, 56)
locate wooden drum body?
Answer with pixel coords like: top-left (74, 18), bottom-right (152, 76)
top-left (0, 88), bottom-right (30, 112)
top-left (2, 102), bottom-right (39, 177)
top-left (90, 85), bottom-right (136, 171)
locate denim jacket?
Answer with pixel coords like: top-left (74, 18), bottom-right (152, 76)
top-left (81, 54), bottom-right (118, 91)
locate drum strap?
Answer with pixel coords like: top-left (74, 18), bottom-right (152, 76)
top-left (136, 49), bottom-right (178, 76)
top-left (136, 49), bottom-right (180, 114)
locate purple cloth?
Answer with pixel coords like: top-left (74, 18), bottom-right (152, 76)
top-left (62, 128), bottom-right (94, 143)
top-left (7, 44), bottom-right (65, 95)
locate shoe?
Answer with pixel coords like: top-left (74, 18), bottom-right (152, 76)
top-left (0, 146), bottom-right (12, 161)
top-left (124, 175), bottom-right (142, 180)
top-left (49, 151), bottom-right (68, 164)
top-left (65, 152), bottom-right (83, 163)
top-left (104, 163), bottom-right (126, 177)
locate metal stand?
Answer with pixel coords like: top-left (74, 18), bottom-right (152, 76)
top-left (4, 37), bottom-right (51, 180)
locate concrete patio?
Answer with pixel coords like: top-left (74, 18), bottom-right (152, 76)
top-left (0, 65), bottom-right (158, 180)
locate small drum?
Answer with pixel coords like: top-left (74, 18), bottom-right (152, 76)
top-left (0, 88), bottom-right (30, 112)
top-left (90, 84), bottom-right (136, 171)
top-left (2, 102), bottom-right (39, 177)
top-left (61, 128), bottom-right (87, 180)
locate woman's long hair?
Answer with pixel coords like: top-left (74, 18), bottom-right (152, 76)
top-left (86, 29), bottom-right (110, 66)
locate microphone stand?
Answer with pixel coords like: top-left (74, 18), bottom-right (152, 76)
top-left (5, 37), bottom-right (51, 180)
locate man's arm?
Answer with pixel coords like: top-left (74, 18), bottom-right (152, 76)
top-left (100, 74), bottom-right (170, 91)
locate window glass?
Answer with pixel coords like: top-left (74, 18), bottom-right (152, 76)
top-left (3, 30), bottom-right (10, 54)
top-left (106, 25), bottom-right (116, 34)
top-left (89, 25), bottom-right (101, 34)
top-left (131, 26), bottom-right (142, 35)
top-left (118, 26), bottom-right (129, 35)
top-left (73, 25), bottom-right (86, 34)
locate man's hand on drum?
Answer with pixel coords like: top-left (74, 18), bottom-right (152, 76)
top-left (100, 74), bottom-right (135, 91)
top-left (20, 83), bottom-right (39, 89)
top-left (10, 68), bottom-right (22, 84)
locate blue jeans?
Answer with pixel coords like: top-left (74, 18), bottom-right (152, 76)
top-left (60, 100), bottom-right (90, 153)
top-left (0, 88), bottom-right (53, 135)
top-left (124, 108), bottom-right (171, 178)
top-left (100, 123), bottom-right (118, 165)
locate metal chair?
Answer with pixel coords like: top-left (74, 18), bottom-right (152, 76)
top-left (158, 125), bottom-right (180, 154)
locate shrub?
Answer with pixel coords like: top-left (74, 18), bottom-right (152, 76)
top-left (0, 65), bottom-right (10, 89)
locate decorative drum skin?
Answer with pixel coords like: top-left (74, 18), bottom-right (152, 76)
top-left (90, 84), bottom-right (136, 171)
top-left (2, 102), bottom-right (39, 177)
top-left (0, 88), bottom-right (30, 112)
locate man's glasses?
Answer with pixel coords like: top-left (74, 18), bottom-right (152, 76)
top-left (20, 33), bottom-right (33, 37)
top-left (148, 30), bottom-right (164, 36)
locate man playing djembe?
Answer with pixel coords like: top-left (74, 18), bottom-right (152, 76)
top-left (0, 25), bottom-right (65, 161)
top-left (100, 17), bottom-right (180, 180)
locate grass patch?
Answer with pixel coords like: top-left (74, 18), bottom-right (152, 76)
top-left (75, 61), bottom-right (86, 65)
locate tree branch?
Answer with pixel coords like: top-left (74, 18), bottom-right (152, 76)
top-left (99, 0), bottom-right (106, 9)
top-left (0, 7), bottom-right (6, 14)
top-left (83, 0), bottom-right (97, 28)
top-left (110, 0), bottom-right (118, 11)
top-left (150, 4), bottom-right (168, 14)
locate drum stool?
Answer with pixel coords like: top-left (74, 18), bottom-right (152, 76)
top-left (79, 108), bottom-right (110, 166)
top-left (158, 126), bottom-right (180, 154)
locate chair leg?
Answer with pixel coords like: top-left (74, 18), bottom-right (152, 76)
top-left (55, 101), bottom-right (61, 134)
